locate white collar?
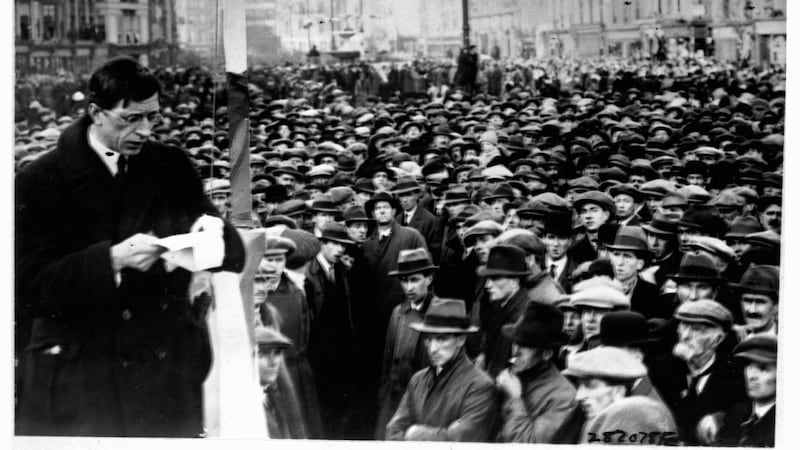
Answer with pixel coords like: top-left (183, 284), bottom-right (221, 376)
top-left (87, 126), bottom-right (121, 176)
top-left (378, 227), bottom-right (392, 238)
top-left (689, 354), bottom-right (716, 378)
top-left (405, 206), bottom-right (417, 219)
top-left (316, 253), bottom-right (333, 275)
top-left (546, 255), bottom-right (568, 277)
top-left (753, 401), bottom-right (775, 419)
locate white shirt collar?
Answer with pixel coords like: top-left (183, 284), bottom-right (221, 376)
top-left (316, 252), bottom-right (333, 275)
top-left (753, 401), bottom-right (775, 419)
top-left (546, 255), bottom-right (568, 279)
top-left (378, 227), bottom-right (392, 238)
top-left (87, 126), bottom-right (121, 176)
top-left (405, 207), bottom-right (417, 220)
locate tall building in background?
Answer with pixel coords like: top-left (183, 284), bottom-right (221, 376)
top-left (15, 0), bottom-right (178, 75)
top-left (175, 0), bottom-right (216, 59)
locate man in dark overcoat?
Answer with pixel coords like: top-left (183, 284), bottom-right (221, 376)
top-left (15, 56), bottom-right (245, 436)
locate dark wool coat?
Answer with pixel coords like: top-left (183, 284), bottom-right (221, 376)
top-left (479, 288), bottom-right (530, 378)
top-left (716, 401), bottom-right (775, 447)
top-left (497, 362), bottom-right (579, 443)
top-left (385, 351), bottom-right (498, 441)
top-left (363, 221), bottom-right (428, 335)
top-left (397, 206), bottom-right (440, 260)
top-left (15, 115), bottom-right (245, 436)
top-left (629, 276), bottom-right (674, 320)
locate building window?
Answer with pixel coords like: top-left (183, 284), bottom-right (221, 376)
top-left (20, 15), bottom-right (30, 41)
top-left (723, 0), bottom-right (729, 18)
top-left (119, 10), bottom-right (140, 44)
top-left (42, 4), bottom-right (56, 40)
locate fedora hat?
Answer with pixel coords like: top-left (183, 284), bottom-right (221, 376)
top-left (668, 252), bottom-right (724, 284)
top-left (502, 302), bottom-right (568, 348)
top-left (604, 226), bottom-right (652, 257)
top-left (483, 183), bottom-right (516, 202)
top-left (319, 222), bottom-right (356, 246)
top-left (409, 298), bottom-right (479, 334)
top-left (392, 177), bottom-right (422, 195)
top-left (599, 311), bottom-right (659, 347)
top-left (729, 264), bottom-right (779, 300)
top-left (543, 210), bottom-right (574, 237)
top-left (476, 245), bottom-right (531, 277)
top-left (608, 184), bottom-right (644, 203)
top-left (342, 205), bottom-right (374, 225)
top-left (641, 213), bottom-right (678, 236)
top-left (308, 194), bottom-right (339, 213)
top-left (364, 191), bottom-right (401, 217)
top-left (389, 247), bottom-right (438, 276)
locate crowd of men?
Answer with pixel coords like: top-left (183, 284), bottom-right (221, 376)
top-left (15, 53), bottom-right (782, 444)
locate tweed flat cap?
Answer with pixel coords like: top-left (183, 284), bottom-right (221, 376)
top-left (687, 236), bottom-right (736, 262)
top-left (733, 333), bottom-right (777, 365)
top-left (674, 299), bottom-right (733, 330)
top-left (570, 283), bottom-right (630, 310)
top-left (562, 346), bottom-right (647, 380)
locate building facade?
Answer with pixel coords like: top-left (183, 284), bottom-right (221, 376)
top-left (175, 0), bottom-right (216, 59)
top-left (15, 0), bottom-right (177, 75)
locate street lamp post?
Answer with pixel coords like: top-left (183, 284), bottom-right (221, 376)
top-left (462, 0), bottom-right (470, 47)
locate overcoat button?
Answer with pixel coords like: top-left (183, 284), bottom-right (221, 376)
top-left (121, 309), bottom-right (132, 321)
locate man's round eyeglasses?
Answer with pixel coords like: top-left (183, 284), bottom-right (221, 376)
top-left (105, 109), bottom-right (163, 127)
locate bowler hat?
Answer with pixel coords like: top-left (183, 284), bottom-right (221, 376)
top-left (389, 247), bottom-right (439, 276)
top-left (600, 311), bottom-right (659, 347)
top-left (319, 222), bottom-right (355, 245)
top-left (674, 299), bottom-right (733, 330)
top-left (542, 210), bottom-right (574, 237)
top-left (476, 245), bottom-right (531, 277)
top-left (668, 253), bottom-right (724, 283)
top-left (729, 265), bottom-right (779, 299)
top-left (733, 333), bottom-right (777, 365)
top-left (409, 298), bottom-right (479, 334)
top-left (392, 178), bottom-right (422, 195)
top-left (255, 326), bottom-right (294, 350)
top-left (364, 191), bottom-right (401, 217)
top-left (502, 302), bottom-right (568, 348)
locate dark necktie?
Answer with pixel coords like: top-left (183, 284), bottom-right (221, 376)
top-left (686, 363), bottom-right (715, 399)
top-left (550, 264), bottom-right (557, 279)
top-left (116, 156), bottom-right (128, 185)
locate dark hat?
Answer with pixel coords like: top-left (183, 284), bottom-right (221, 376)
top-left (309, 194), bottom-right (339, 213)
top-left (389, 247), bottom-right (438, 276)
top-left (733, 333), bottom-right (777, 365)
top-left (675, 205), bottom-right (728, 237)
top-left (496, 229), bottom-right (546, 256)
top-left (281, 229), bottom-right (321, 269)
top-left (409, 298), bottom-right (479, 334)
top-left (354, 178), bottom-right (376, 194)
top-left (600, 311), bottom-right (659, 347)
top-left (729, 265), bottom-right (779, 299)
top-left (262, 185), bottom-right (289, 203)
top-left (336, 153), bottom-right (358, 171)
top-left (483, 183), bottom-right (516, 202)
top-left (442, 186), bottom-right (471, 204)
top-left (608, 184), bottom-right (643, 203)
top-left (604, 226), bottom-right (651, 257)
top-left (263, 215), bottom-right (299, 229)
top-left (392, 178), bottom-right (422, 195)
top-left (255, 326), bottom-right (293, 350)
top-left (364, 191), bottom-right (401, 217)
top-left (263, 236), bottom-right (297, 256)
top-left (274, 199), bottom-right (308, 217)
top-left (272, 166), bottom-right (303, 180)
top-left (476, 245), bottom-right (531, 277)
top-left (543, 210), bottom-right (574, 237)
top-left (319, 222), bottom-right (355, 245)
top-left (674, 299), bottom-right (733, 330)
top-left (502, 302), bottom-right (568, 348)
top-left (342, 205), bottom-right (374, 225)
top-left (668, 252), bottom-right (724, 284)
top-left (641, 213), bottom-right (678, 236)
top-left (745, 230), bottom-right (780, 250)
top-left (725, 216), bottom-right (763, 239)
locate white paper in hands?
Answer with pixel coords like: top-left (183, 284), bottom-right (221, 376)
top-left (157, 230), bottom-right (225, 272)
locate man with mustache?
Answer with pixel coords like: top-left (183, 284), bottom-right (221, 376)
top-left (732, 265), bottom-right (779, 338)
top-left (649, 300), bottom-right (747, 445)
top-left (386, 298), bottom-right (497, 441)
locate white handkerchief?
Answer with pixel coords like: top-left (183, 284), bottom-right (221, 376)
top-left (157, 230), bottom-right (225, 272)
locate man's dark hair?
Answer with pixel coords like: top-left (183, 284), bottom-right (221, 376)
top-left (88, 56), bottom-right (162, 109)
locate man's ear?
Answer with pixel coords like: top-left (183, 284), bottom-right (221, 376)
top-left (87, 103), bottom-right (102, 125)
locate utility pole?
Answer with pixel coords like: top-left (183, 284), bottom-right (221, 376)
top-left (462, 0), bottom-right (469, 47)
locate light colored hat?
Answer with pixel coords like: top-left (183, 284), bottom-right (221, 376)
top-left (570, 281), bottom-right (630, 310)
top-left (204, 179), bottom-right (231, 195)
top-left (562, 346), bottom-right (647, 380)
top-left (687, 236), bottom-right (736, 262)
top-left (482, 165), bottom-right (514, 180)
top-left (674, 299), bottom-right (733, 330)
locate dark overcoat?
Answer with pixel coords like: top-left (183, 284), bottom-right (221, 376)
top-left (15, 115), bottom-right (245, 436)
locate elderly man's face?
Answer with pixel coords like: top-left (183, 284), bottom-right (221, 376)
top-left (741, 293), bottom-right (778, 332)
top-left (674, 322), bottom-right (723, 364)
top-left (485, 276), bottom-right (519, 302)
top-left (425, 333), bottom-right (466, 369)
top-left (258, 348), bottom-right (284, 386)
top-left (745, 361), bottom-right (777, 402)
top-left (575, 378), bottom-right (622, 421)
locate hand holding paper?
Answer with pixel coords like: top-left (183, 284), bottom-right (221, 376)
top-left (158, 215), bottom-right (226, 272)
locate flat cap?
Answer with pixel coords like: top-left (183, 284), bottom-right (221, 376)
top-left (746, 230), bottom-right (781, 250)
top-left (674, 299), bottom-right (733, 330)
top-left (687, 236), bottom-right (736, 262)
top-left (570, 282), bottom-right (630, 310)
top-left (566, 176), bottom-right (600, 192)
top-left (562, 346), bottom-right (647, 380)
top-left (493, 229), bottom-right (545, 256)
top-left (255, 326), bottom-right (293, 349)
top-left (463, 220), bottom-right (504, 247)
top-left (733, 333), bottom-right (777, 365)
top-left (639, 179), bottom-right (676, 197)
top-left (573, 191), bottom-right (616, 216)
top-left (263, 236), bottom-right (297, 256)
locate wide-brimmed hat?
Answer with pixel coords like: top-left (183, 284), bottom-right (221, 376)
top-left (729, 264), bottom-right (779, 299)
top-left (667, 252), bottom-right (725, 284)
top-left (392, 177), bottom-right (422, 196)
top-left (476, 245), bottom-right (531, 277)
top-left (600, 311), bottom-right (659, 347)
top-left (364, 191), bottom-right (401, 216)
top-left (483, 183), bottom-right (516, 202)
top-left (409, 298), bottom-right (479, 334)
top-left (319, 222), bottom-right (356, 245)
top-left (641, 213), bottom-right (678, 236)
top-left (675, 205), bottom-right (728, 236)
top-left (604, 226), bottom-right (652, 258)
top-left (725, 216), bottom-right (763, 239)
top-left (609, 184), bottom-right (644, 203)
top-left (502, 302), bottom-right (568, 348)
top-left (442, 186), bottom-right (471, 205)
top-left (389, 247), bottom-right (439, 276)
